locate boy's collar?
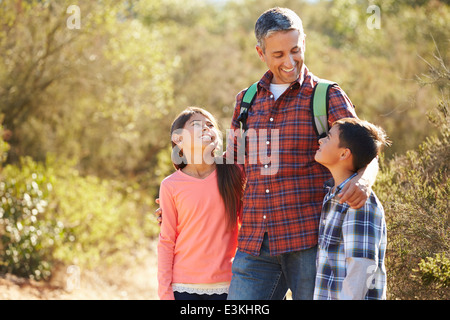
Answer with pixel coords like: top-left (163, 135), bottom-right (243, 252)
top-left (324, 172), bottom-right (358, 199)
top-left (324, 178), bottom-right (335, 190)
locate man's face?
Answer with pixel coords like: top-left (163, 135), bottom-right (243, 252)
top-left (256, 29), bottom-right (305, 84)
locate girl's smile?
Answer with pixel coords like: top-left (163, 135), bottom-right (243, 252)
top-left (172, 112), bottom-right (220, 165)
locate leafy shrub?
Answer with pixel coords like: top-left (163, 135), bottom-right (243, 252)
top-left (0, 157), bottom-right (55, 280)
top-left (0, 139), bottom-right (158, 280)
top-left (44, 156), bottom-right (154, 268)
top-left (374, 56), bottom-right (449, 299)
top-left (0, 155), bottom-right (158, 280)
top-left (414, 253), bottom-right (450, 289)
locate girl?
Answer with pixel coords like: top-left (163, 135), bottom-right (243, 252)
top-left (157, 107), bottom-right (245, 300)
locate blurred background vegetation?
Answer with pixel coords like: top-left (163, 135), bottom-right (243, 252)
top-left (0, 0), bottom-right (448, 299)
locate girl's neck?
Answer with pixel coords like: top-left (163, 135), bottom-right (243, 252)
top-left (182, 163), bottom-right (216, 179)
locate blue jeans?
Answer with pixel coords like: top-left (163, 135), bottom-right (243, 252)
top-left (228, 233), bottom-right (317, 300)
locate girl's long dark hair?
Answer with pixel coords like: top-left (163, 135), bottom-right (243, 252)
top-left (216, 159), bottom-right (245, 229)
top-left (170, 107), bottom-right (245, 229)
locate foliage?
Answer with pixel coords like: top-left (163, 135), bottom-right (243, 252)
top-left (0, 153), bottom-right (159, 279)
top-left (0, 158), bottom-right (54, 280)
top-left (0, 0), bottom-right (449, 300)
top-left (414, 253), bottom-right (450, 289)
top-left (374, 54), bottom-right (449, 299)
top-left (306, 0), bottom-right (450, 159)
top-left (0, 0), bottom-right (176, 179)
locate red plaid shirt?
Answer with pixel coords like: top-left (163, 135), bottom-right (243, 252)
top-left (228, 66), bottom-right (357, 256)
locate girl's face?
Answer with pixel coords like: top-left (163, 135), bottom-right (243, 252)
top-left (173, 113), bottom-right (219, 163)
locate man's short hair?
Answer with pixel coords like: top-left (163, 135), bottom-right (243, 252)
top-left (255, 7), bottom-right (304, 52)
top-left (333, 118), bottom-right (391, 171)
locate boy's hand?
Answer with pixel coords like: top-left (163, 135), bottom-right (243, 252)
top-left (338, 177), bottom-right (370, 209)
top-left (155, 198), bottom-right (162, 226)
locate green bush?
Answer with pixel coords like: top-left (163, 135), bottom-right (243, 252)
top-left (0, 155), bottom-right (158, 279)
top-left (44, 156), bottom-right (157, 268)
top-left (415, 253), bottom-right (450, 289)
top-left (0, 158), bottom-right (55, 280)
top-left (374, 58), bottom-right (449, 299)
top-left (0, 151), bottom-right (159, 280)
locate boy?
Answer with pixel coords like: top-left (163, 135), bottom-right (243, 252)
top-left (313, 118), bottom-right (390, 300)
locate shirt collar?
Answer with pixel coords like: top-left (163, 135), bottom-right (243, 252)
top-left (324, 172), bottom-right (358, 200)
top-left (324, 178), bottom-right (335, 191)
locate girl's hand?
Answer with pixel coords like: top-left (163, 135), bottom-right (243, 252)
top-left (155, 198), bottom-right (162, 226)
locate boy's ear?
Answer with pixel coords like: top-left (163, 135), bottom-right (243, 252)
top-left (340, 148), bottom-right (352, 161)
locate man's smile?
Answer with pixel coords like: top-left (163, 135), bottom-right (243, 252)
top-left (281, 66), bottom-right (296, 73)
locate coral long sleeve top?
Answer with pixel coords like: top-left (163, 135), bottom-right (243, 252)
top-left (157, 169), bottom-right (238, 300)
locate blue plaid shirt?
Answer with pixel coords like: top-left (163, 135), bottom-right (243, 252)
top-left (313, 178), bottom-right (387, 300)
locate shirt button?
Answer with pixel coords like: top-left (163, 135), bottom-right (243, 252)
top-left (266, 141), bottom-right (270, 145)
top-left (266, 189), bottom-right (270, 193)
top-left (269, 117), bottom-right (274, 122)
top-left (263, 215), bottom-right (266, 219)
top-left (264, 164), bottom-right (268, 168)
top-left (270, 94), bottom-right (274, 99)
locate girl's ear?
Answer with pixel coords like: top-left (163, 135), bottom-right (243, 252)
top-left (172, 133), bottom-right (183, 146)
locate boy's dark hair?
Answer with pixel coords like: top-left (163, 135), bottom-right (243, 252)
top-left (333, 118), bottom-right (391, 171)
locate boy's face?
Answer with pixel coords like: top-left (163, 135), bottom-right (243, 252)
top-left (315, 124), bottom-right (346, 168)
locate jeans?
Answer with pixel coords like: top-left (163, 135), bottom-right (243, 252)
top-left (228, 233), bottom-right (317, 300)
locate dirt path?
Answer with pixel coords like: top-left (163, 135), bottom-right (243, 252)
top-left (0, 240), bottom-right (159, 300)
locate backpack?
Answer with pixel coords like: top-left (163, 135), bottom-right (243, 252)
top-left (237, 79), bottom-right (336, 138)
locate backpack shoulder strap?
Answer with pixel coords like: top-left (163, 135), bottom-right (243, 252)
top-left (238, 79), bottom-right (336, 138)
top-left (311, 79), bottom-right (337, 138)
top-left (237, 82), bottom-right (258, 133)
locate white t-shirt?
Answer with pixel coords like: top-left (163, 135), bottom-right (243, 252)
top-left (269, 83), bottom-right (291, 100)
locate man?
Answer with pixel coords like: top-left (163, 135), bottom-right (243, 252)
top-left (226, 7), bottom-right (377, 300)
top-left (156, 7), bottom-right (377, 300)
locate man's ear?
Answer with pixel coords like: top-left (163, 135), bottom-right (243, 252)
top-left (301, 34), bottom-right (306, 53)
top-left (255, 45), bottom-right (265, 63)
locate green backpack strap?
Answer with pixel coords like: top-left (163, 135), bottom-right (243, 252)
top-left (237, 81), bottom-right (258, 133)
top-left (311, 79), bottom-right (336, 138)
top-left (238, 79), bottom-right (336, 139)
